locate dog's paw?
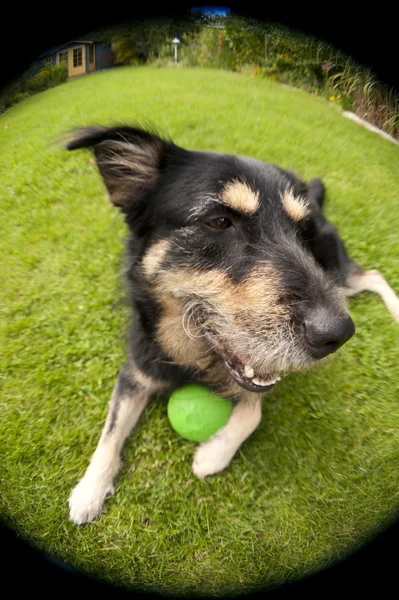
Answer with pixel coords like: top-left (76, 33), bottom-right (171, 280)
top-left (192, 436), bottom-right (234, 479)
top-left (68, 476), bottom-right (115, 525)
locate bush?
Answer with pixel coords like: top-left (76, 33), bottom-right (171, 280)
top-left (1, 62), bottom-right (68, 114)
top-left (110, 16), bottom-right (200, 66)
top-left (29, 63), bottom-right (69, 92)
top-left (328, 64), bottom-right (399, 137)
top-left (179, 26), bottom-right (236, 70)
top-left (3, 14), bottom-right (398, 140)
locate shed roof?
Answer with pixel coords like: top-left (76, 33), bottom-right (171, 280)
top-left (37, 39), bottom-right (99, 59)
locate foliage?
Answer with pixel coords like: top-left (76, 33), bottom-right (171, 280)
top-left (169, 14), bottom-right (398, 140)
top-left (30, 62), bottom-right (69, 91)
top-left (329, 63), bottom-right (399, 137)
top-left (0, 62), bottom-right (68, 115)
top-left (178, 26), bottom-right (236, 70)
top-left (108, 15), bottom-right (201, 66)
top-left (2, 13), bottom-right (398, 139)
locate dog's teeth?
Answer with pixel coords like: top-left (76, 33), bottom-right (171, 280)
top-left (252, 376), bottom-right (281, 387)
top-left (244, 365), bottom-right (255, 379)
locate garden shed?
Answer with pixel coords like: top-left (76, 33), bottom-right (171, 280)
top-left (37, 39), bottom-right (114, 77)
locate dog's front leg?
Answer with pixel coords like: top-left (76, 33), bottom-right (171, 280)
top-left (345, 268), bottom-right (399, 323)
top-left (192, 392), bottom-right (262, 479)
top-left (68, 360), bottom-right (167, 524)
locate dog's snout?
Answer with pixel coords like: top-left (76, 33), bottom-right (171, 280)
top-left (303, 309), bottom-right (355, 359)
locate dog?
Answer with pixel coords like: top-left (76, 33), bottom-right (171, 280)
top-left (66, 125), bottom-right (399, 524)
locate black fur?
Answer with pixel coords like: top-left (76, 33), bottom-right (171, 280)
top-left (67, 125), bottom-right (358, 388)
top-left (66, 126), bottom-right (399, 523)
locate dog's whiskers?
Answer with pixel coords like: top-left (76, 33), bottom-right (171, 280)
top-left (66, 124), bottom-right (392, 525)
top-left (181, 306), bottom-right (206, 341)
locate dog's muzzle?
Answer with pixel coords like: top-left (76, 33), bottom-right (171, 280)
top-left (203, 330), bottom-right (281, 393)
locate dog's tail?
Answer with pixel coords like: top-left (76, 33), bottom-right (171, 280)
top-left (307, 177), bottom-right (325, 209)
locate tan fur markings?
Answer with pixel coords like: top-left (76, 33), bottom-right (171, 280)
top-left (127, 358), bottom-right (168, 392)
top-left (192, 391), bottom-right (262, 478)
top-left (155, 295), bottom-right (211, 368)
top-left (233, 266), bottom-right (286, 316)
top-left (153, 264), bottom-right (287, 388)
top-left (282, 188), bottom-right (310, 222)
top-left (100, 139), bottom-right (160, 182)
top-left (157, 265), bottom-right (285, 316)
top-left (97, 139), bottom-right (161, 206)
top-left (219, 180), bottom-right (260, 215)
top-left (141, 239), bottom-right (171, 279)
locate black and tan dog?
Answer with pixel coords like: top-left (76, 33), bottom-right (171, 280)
top-left (66, 126), bottom-right (399, 524)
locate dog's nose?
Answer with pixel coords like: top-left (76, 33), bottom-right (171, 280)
top-left (303, 309), bottom-right (355, 359)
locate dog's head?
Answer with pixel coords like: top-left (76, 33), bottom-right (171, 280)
top-left (67, 126), bottom-right (354, 395)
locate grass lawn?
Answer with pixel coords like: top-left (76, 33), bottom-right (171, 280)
top-left (1, 66), bottom-right (399, 596)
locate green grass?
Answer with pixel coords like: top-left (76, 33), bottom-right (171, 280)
top-left (1, 67), bottom-right (399, 597)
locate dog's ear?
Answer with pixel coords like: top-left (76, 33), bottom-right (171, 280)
top-left (66, 126), bottom-right (178, 209)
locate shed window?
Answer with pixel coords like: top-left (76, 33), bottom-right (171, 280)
top-left (59, 51), bottom-right (68, 64)
top-left (73, 47), bottom-right (83, 67)
top-left (89, 45), bottom-right (94, 63)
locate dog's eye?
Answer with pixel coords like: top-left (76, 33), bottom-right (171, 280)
top-left (205, 217), bottom-right (232, 230)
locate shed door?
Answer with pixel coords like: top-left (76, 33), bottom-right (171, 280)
top-left (69, 46), bottom-right (86, 76)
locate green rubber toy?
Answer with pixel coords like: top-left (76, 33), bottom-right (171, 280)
top-left (167, 384), bottom-right (233, 442)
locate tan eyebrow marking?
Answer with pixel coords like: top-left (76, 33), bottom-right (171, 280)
top-left (219, 180), bottom-right (260, 215)
top-left (282, 188), bottom-right (310, 222)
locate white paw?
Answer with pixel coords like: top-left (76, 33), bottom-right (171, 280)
top-left (192, 435), bottom-right (235, 479)
top-left (68, 476), bottom-right (115, 525)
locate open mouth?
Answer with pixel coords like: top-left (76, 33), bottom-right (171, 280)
top-left (204, 331), bottom-right (281, 393)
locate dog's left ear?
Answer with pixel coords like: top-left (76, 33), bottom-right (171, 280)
top-left (66, 126), bottom-right (180, 209)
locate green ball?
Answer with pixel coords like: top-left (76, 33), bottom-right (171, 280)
top-left (167, 384), bottom-right (233, 442)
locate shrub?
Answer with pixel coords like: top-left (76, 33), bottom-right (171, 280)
top-left (328, 63), bottom-right (399, 138)
top-left (29, 63), bottom-right (68, 92)
top-left (179, 26), bottom-right (236, 70)
top-left (0, 62), bottom-right (68, 114)
top-left (2, 14), bottom-right (398, 140)
top-left (110, 16), bottom-right (200, 66)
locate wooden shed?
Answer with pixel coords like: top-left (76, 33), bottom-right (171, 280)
top-left (38, 39), bottom-right (114, 77)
